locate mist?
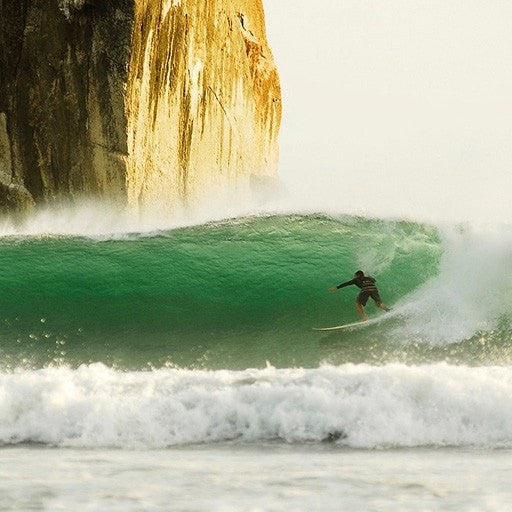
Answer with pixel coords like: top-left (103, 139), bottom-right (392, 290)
top-left (263, 0), bottom-right (512, 223)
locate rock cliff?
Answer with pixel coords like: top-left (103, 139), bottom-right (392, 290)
top-left (0, 0), bottom-right (281, 213)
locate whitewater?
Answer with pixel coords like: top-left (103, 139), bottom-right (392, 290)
top-left (1, 202), bottom-right (512, 511)
top-left (2, 363), bottom-right (512, 449)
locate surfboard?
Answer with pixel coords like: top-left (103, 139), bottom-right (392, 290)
top-left (313, 321), bottom-right (369, 332)
top-left (313, 312), bottom-right (391, 331)
top-left (313, 308), bottom-right (399, 332)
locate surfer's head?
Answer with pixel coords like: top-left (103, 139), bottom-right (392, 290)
top-left (355, 270), bottom-right (364, 278)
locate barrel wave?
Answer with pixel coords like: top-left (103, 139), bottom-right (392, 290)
top-left (1, 213), bottom-right (511, 370)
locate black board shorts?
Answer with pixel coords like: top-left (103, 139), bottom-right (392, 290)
top-left (357, 290), bottom-right (381, 306)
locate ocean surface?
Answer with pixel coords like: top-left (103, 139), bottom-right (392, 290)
top-left (1, 213), bottom-right (512, 511)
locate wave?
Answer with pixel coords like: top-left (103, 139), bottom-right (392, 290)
top-left (0, 213), bottom-right (511, 369)
top-left (0, 214), bottom-right (442, 369)
top-left (1, 362), bottom-right (512, 449)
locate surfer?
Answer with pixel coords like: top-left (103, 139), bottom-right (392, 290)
top-left (329, 270), bottom-right (390, 321)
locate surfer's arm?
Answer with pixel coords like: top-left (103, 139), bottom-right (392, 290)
top-left (337, 278), bottom-right (356, 289)
top-left (329, 278), bottom-right (356, 292)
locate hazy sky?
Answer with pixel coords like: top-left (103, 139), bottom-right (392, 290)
top-left (262, 1), bottom-right (512, 222)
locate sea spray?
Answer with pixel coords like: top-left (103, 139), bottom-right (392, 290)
top-left (393, 224), bottom-right (512, 344)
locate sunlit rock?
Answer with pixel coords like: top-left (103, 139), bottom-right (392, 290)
top-left (0, 0), bottom-right (281, 213)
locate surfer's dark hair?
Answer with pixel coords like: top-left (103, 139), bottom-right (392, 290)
top-left (355, 270), bottom-right (364, 277)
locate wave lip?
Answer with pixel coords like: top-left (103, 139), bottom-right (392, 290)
top-left (1, 363), bottom-right (511, 449)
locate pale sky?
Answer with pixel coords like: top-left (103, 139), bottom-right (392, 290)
top-left (262, 0), bottom-right (512, 223)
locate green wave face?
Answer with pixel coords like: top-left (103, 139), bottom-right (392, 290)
top-left (0, 215), bottom-right (444, 369)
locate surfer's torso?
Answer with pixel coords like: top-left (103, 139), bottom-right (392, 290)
top-left (336, 275), bottom-right (381, 306)
top-left (336, 276), bottom-right (377, 291)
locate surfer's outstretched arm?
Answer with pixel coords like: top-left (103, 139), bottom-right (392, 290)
top-left (329, 278), bottom-right (356, 292)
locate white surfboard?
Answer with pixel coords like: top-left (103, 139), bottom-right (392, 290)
top-left (313, 312), bottom-right (394, 332)
top-left (313, 321), bottom-right (369, 332)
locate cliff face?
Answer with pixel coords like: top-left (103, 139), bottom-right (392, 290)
top-left (0, 0), bottom-right (281, 213)
top-left (0, 0), bottom-right (133, 212)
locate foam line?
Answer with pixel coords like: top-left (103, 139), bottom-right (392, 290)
top-left (1, 363), bottom-right (511, 449)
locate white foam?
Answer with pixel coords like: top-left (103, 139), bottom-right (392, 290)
top-left (393, 224), bottom-right (512, 344)
top-left (1, 363), bottom-right (511, 449)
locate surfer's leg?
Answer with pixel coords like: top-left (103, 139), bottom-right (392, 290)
top-left (376, 301), bottom-right (391, 312)
top-left (356, 292), bottom-right (369, 321)
top-left (356, 302), bottom-right (368, 321)
top-left (372, 291), bottom-right (391, 312)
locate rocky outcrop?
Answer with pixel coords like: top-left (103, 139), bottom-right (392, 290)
top-left (0, 0), bottom-right (281, 213)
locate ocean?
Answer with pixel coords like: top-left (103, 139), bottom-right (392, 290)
top-left (1, 213), bottom-right (512, 511)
